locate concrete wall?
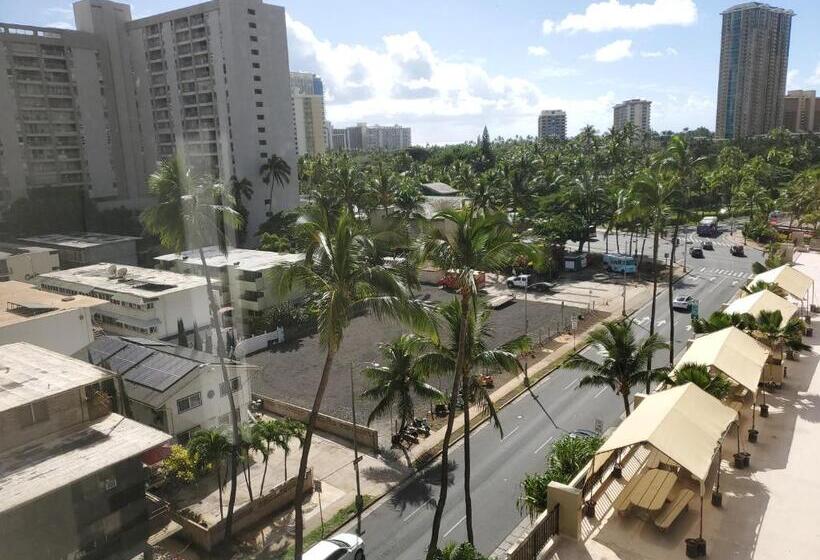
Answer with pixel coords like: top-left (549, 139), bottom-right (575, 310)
top-left (174, 467), bottom-right (313, 551)
top-left (255, 394), bottom-right (379, 451)
top-left (5, 249), bottom-right (60, 282)
top-left (0, 307), bottom-right (98, 356)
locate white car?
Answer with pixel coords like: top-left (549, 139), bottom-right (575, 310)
top-left (506, 275), bottom-right (551, 291)
top-left (672, 295), bottom-right (694, 312)
top-left (305, 533), bottom-right (365, 560)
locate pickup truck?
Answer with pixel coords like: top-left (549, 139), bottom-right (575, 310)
top-left (506, 274), bottom-right (552, 291)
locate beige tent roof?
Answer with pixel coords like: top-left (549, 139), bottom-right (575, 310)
top-left (749, 265), bottom-right (812, 300)
top-left (724, 289), bottom-right (798, 326)
top-left (597, 384), bottom-right (736, 484)
top-left (672, 327), bottom-right (770, 393)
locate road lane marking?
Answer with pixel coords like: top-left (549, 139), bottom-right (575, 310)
top-left (534, 436), bottom-right (555, 454)
top-left (656, 320), bottom-right (667, 327)
top-left (502, 426), bottom-right (521, 442)
top-left (685, 325), bottom-right (692, 331)
top-left (443, 515), bottom-right (467, 539)
top-left (593, 387), bottom-right (608, 399)
top-left (403, 499), bottom-right (433, 521)
top-left (564, 379), bottom-right (579, 390)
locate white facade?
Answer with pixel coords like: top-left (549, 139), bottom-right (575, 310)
top-left (0, 244), bottom-right (60, 282)
top-left (36, 263), bottom-right (211, 339)
top-left (329, 122), bottom-right (412, 151)
top-left (613, 99), bottom-right (651, 133)
top-left (0, 281), bottom-right (105, 356)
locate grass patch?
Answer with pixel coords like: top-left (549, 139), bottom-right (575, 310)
top-left (274, 495), bottom-right (375, 559)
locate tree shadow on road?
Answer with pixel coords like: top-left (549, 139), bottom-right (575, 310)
top-left (385, 459), bottom-right (457, 515)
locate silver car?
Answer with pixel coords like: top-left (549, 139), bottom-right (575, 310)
top-left (305, 533), bottom-right (365, 560)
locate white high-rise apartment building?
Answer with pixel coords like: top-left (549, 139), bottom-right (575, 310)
top-left (290, 71), bottom-right (326, 156)
top-left (613, 99), bottom-right (651, 133)
top-left (538, 110), bottom-right (567, 140)
top-left (0, 0), bottom-right (298, 237)
top-left (328, 122), bottom-right (411, 151)
top-left (715, 2), bottom-right (794, 139)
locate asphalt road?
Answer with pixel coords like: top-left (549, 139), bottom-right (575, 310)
top-left (341, 230), bottom-right (763, 560)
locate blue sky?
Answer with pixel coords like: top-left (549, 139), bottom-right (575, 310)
top-left (6, 1), bottom-right (820, 144)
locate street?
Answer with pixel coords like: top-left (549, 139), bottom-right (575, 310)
top-left (341, 230), bottom-right (763, 559)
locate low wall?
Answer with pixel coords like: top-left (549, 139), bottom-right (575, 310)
top-left (173, 468), bottom-right (314, 551)
top-left (254, 394), bottom-right (379, 451)
top-left (235, 327), bottom-right (285, 357)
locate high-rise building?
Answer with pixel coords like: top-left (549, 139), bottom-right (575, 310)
top-left (327, 122), bottom-right (411, 151)
top-left (291, 71), bottom-right (326, 156)
top-left (783, 90), bottom-right (819, 133)
top-left (715, 2), bottom-right (794, 139)
top-left (0, 0), bottom-right (298, 236)
top-left (538, 110), bottom-right (567, 140)
top-left (613, 99), bottom-right (651, 133)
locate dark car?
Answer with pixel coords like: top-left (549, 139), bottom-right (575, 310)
top-left (689, 246), bottom-right (704, 258)
top-left (702, 240), bottom-right (714, 250)
top-left (730, 244), bottom-right (745, 256)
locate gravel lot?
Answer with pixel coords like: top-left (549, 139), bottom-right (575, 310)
top-left (249, 286), bottom-right (577, 438)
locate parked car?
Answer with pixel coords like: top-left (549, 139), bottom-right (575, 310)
top-left (702, 240), bottom-right (714, 250)
top-left (305, 534), bottom-right (365, 560)
top-left (506, 274), bottom-right (551, 291)
top-left (672, 295), bottom-right (695, 312)
top-left (569, 428), bottom-right (599, 439)
top-left (730, 244), bottom-right (745, 256)
top-left (689, 246), bottom-right (704, 258)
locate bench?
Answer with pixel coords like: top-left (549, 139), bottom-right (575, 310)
top-left (612, 474), bottom-right (643, 514)
top-left (654, 488), bottom-right (695, 531)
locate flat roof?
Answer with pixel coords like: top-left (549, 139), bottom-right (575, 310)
top-left (421, 182), bottom-right (459, 196)
top-left (0, 281), bottom-right (105, 328)
top-left (38, 263), bottom-right (206, 298)
top-left (0, 342), bottom-right (112, 413)
top-left (155, 246), bottom-right (303, 273)
top-left (19, 232), bottom-right (141, 249)
top-left (0, 242), bottom-right (56, 256)
top-left (0, 413), bottom-right (170, 513)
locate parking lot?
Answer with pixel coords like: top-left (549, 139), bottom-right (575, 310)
top-left (249, 285), bottom-right (572, 438)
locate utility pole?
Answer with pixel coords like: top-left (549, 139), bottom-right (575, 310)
top-left (350, 363), bottom-right (363, 535)
top-left (682, 225), bottom-right (688, 273)
top-left (524, 283), bottom-right (529, 336)
top-left (622, 269), bottom-right (627, 317)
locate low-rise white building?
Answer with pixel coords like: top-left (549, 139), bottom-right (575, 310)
top-left (19, 232), bottom-right (140, 268)
top-left (154, 246), bottom-right (303, 324)
top-left (0, 281), bottom-right (105, 356)
top-left (87, 335), bottom-right (256, 443)
top-left (36, 263), bottom-right (210, 340)
top-left (0, 243), bottom-right (60, 282)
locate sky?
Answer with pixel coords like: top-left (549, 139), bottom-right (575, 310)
top-left (5, 0), bottom-right (820, 145)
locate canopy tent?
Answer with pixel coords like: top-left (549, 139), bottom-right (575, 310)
top-left (597, 383), bottom-right (737, 487)
top-left (724, 290), bottom-right (798, 326)
top-left (748, 265), bottom-right (813, 301)
top-left (672, 327), bottom-right (770, 394)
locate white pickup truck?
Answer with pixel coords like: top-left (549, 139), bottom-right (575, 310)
top-left (505, 274), bottom-right (553, 291)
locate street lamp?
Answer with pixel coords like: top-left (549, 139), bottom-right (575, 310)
top-left (349, 363), bottom-right (364, 535)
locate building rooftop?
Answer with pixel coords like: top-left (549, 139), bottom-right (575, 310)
top-left (0, 342), bottom-right (112, 413)
top-left (721, 2), bottom-right (795, 16)
top-left (0, 242), bottom-right (56, 256)
top-left (18, 232), bottom-right (140, 249)
top-left (421, 182), bottom-right (459, 196)
top-left (0, 281), bottom-right (105, 328)
top-left (421, 195), bottom-right (468, 219)
top-left (85, 335), bottom-right (244, 407)
top-left (0, 412), bottom-right (169, 513)
top-left (154, 246), bottom-right (303, 273)
top-left (38, 263), bottom-right (206, 298)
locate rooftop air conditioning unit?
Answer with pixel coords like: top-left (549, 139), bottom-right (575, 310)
top-left (117, 267), bottom-right (128, 279)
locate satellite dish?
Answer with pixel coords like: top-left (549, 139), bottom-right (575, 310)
top-left (117, 267), bottom-right (128, 278)
top-left (107, 264), bottom-right (117, 277)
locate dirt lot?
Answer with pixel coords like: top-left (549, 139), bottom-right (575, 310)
top-left (249, 286), bottom-right (575, 438)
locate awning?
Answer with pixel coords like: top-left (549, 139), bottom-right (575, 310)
top-left (672, 327), bottom-right (770, 393)
top-left (724, 290), bottom-right (798, 326)
top-left (748, 265), bottom-right (812, 300)
top-left (597, 384), bottom-right (737, 484)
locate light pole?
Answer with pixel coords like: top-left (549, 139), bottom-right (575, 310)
top-left (524, 282), bottom-right (529, 337)
top-left (622, 269), bottom-right (627, 317)
top-left (682, 225), bottom-right (688, 273)
top-left (349, 363), bottom-right (363, 535)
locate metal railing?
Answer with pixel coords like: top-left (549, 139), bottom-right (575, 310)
top-left (508, 504), bottom-right (560, 560)
top-left (581, 448), bottom-right (619, 497)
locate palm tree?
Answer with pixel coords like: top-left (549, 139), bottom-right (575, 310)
top-left (229, 176), bottom-right (253, 244)
top-left (188, 429), bottom-right (232, 519)
top-left (750, 309), bottom-right (809, 359)
top-left (369, 160), bottom-right (396, 216)
top-left (666, 363), bottom-right (731, 400)
top-left (260, 153), bottom-right (292, 216)
top-left (414, 298), bottom-right (530, 546)
top-left (418, 206), bottom-right (525, 556)
top-left (691, 311), bottom-right (755, 334)
top-left (238, 423), bottom-right (259, 501)
top-left (631, 166), bottom-right (677, 390)
top-left (280, 419), bottom-right (306, 482)
top-left (141, 156), bottom-right (244, 541)
top-left (743, 280), bottom-right (787, 298)
top-left (252, 419), bottom-right (283, 495)
top-left (565, 319), bottom-right (669, 416)
top-left (272, 207), bottom-right (431, 559)
top-left (361, 335), bottom-right (444, 434)
top-left (434, 543), bottom-right (489, 560)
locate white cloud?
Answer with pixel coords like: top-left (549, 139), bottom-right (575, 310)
top-left (807, 63), bottom-right (820, 86)
top-left (786, 69), bottom-right (799, 89)
top-left (551, 0), bottom-right (696, 34)
top-left (542, 19), bottom-right (556, 34)
top-left (45, 21), bottom-right (74, 29)
top-left (536, 66), bottom-right (580, 78)
top-left (640, 47), bottom-right (678, 58)
top-left (589, 39), bottom-right (633, 62)
top-left (286, 15), bottom-right (616, 143)
top-left (528, 46), bottom-right (549, 57)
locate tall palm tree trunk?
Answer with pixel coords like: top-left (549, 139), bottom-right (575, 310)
top-left (462, 371), bottom-right (474, 545)
top-left (667, 222), bottom-right (680, 364)
top-left (621, 389), bottom-right (632, 416)
top-left (259, 451), bottom-right (270, 496)
top-left (216, 467), bottom-right (224, 520)
top-left (293, 347), bottom-right (336, 560)
top-left (198, 248), bottom-right (241, 542)
top-left (426, 293), bottom-right (470, 560)
top-left (647, 228), bottom-right (660, 393)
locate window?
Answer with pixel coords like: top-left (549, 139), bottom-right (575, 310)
top-left (176, 426), bottom-right (200, 445)
top-left (249, 22), bottom-right (257, 29)
top-left (256, 101), bottom-right (263, 107)
top-left (177, 392), bottom-right (202, 413)
top-left (220, 377), bottom-right (241, 396)
top-left (253, 75), bottom-right (261, 82)
top-left (256, 114), bottom-right (264, 120)
top-left (252, 62), bottom-right (260, 69)
top-left (259, 139), bottom-right (267, 146)
top-left (254, 88), bottom-right (263, 94)
top-left (260, 152), bottom-right (268, 158)
top-left (257, 127), bottom-right (265, 133)
top-left (247, 8), bottom-right (256, 15)
top-left (251, 49), bottom-right (259, 56)
top-left (249, 35), bottom-right (258, 42)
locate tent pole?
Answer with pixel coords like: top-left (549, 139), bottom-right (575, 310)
top-left (716, 444), bottom-right (722, 493)
top-left (699, 494), bottom-right (704, 539)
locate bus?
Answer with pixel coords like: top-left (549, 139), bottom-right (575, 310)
top-left (603, 254), bottom-right (637, 274)
top-left (697, 216), bottom-right (719, 237)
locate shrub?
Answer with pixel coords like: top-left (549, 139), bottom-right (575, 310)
top-left (159, 444), bottom-right (198, 484)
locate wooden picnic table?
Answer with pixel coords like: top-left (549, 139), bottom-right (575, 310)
top-left (630, 468), bottom-right (678, 513)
